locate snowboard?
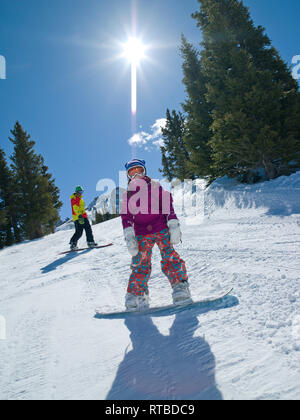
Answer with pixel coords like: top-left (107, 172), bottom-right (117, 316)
top-left (95, 288), bottom-right (233, 319)
top-left (59, 243), bottom-right (113, 255)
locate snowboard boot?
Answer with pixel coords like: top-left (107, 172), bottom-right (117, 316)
top-left (70, 242), bottom-right (78, 251)
top-left (87, 241), bottom-right (98, 249)
top-left (172, 281), bottom-right (192, 304)
top-left (125, 292), bottom-right (150, 311)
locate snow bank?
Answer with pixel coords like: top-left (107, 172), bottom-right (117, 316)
top-left (172, 172), bottom-right (300, 224)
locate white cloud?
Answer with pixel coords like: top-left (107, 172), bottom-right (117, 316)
top-left (128, 118), bottom-right (167, 150)
top-left (128, 132), bottom-right (148, 146)
top-left (151, 118), bottom-right (167, 138)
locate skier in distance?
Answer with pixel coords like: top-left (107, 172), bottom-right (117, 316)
top-left (121, 159), bottom-right (192, 311)
top-left (69, 186), bottom-right (97, 250)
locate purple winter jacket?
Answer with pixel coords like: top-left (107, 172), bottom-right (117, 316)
top-left (121, 176), bottom-right (178, 237)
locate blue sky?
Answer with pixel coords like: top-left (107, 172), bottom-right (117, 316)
top-left (0, 0), bottom-right (300, 219)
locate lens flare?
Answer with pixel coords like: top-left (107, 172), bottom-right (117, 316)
top-left (122, 38), bottom-right (146, 122)
top-left (131, 63), bottom-right (137, 115)
top-left (123, 38), bottom-right (145, 64)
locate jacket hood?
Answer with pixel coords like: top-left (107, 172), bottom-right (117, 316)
top-left (70, 193), bottom-right (82, 200)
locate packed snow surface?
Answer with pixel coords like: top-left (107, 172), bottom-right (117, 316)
top-left (0, 174), bottom-right (300, 400)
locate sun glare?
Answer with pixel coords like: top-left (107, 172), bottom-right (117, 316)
top-left (123, 38), bottom-right (146, 64)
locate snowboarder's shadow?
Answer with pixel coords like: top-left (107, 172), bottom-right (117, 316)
top-left (41, 249), bottom-right (92, 274)
top-left (106, 311), bottom-right (224, 400)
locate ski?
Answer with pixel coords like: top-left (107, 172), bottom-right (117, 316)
top-left (95, 288), bottom-right (233, 319)
top-left (59, 243), bottom-right (113, 255)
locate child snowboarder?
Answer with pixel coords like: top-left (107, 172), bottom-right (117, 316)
top-left (121, 159), bottom-right (191, 311)
top-left (69, 186), bottom-right (97, 250)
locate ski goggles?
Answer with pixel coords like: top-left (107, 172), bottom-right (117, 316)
top-left (127, 166), bottom-right (146, 180)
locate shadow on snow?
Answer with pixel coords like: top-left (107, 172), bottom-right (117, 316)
top-left (105, 295), bottom-right (239, 400)
top-left (40, 249), bottom-right (92, 274)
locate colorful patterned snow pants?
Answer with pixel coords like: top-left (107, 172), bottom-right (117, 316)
top-left (127, 229), bottom-right (188, 296)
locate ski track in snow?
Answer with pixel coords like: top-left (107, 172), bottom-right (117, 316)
top-left (1, 199), bottom-right (300, 399)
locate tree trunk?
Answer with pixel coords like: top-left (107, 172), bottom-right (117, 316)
top-left (11, 217), bottom-right (21, 243)
top-left (35, 225), bottom-right (43, 239)
top-left (262, 158), bottom-right (278, 180)
top-left (5, 222), bottom-right (14, 246)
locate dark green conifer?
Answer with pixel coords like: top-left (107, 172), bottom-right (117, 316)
top-left (160, 109), bottom-right (191, 181)
top-left (193, 0), bottom-right (300, 181)
top-left (9, 122), bottom-right (62, 240)
top-left (180, 35), bottom-right (215, 181)
top-left (0, 148), bottom-right (16, 246)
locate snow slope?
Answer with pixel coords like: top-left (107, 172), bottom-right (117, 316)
top-left (0, 174), bottom-right (300, 400)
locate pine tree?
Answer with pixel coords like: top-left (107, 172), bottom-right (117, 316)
top-left (180, 35), bottom-right (215, 181)
top-left (92, 211), bottom-right (118, 226)
top-left (40, 161), bottom-right (63, 234)
top-left (9, 122), bottom-right (62, 240)
top-left (0, 192), bottom-right (7, 248)
top-left (0, 201), bottom-right (6, 226)
top-left (0, 150), bottom-right (9, 248)
top-left (192, 0), bottom-right (300, 181)
top-left (160, 109), bottom-right (191, 181)
top-left (160, 149), bottom-right (175, 182)
top-left (0, 148), bottom-right (16, 247)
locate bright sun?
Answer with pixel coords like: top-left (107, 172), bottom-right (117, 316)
top-left (123, 38), bottom-right (146, 64)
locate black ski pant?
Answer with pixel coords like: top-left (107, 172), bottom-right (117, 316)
top-left (70, 218), bottom-right (95, 244)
